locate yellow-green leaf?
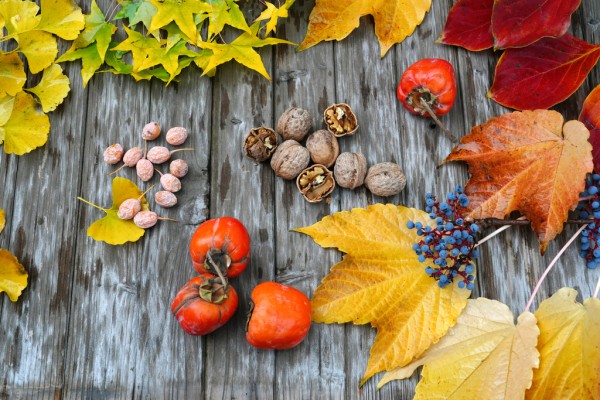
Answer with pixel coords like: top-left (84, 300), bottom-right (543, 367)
top-left (148, 0), bottom-right (210, 44)
top-left (26, 63), bottom-right (70, 112)
top-left (0, 52), bottom-right (26, 96)
top-left (207, 0), bottom-right (250, 39)
top-left (0, 94), bottom-right (15, 127)
top-left (69, 0), bottom-right (116, 59)
top-left (16, 30), bottom-right (58, 73)
top-left (297, 204), bottom-right (471, 384)
top-left (255, 0), bottom-right (294, 36)
top-left (0, 0), bottom-right (41, 35)
top-left (37, 0), bottom-right (84, 40)
top-left (0, 92), bottom-right (49, 155)
top-left (79, 177), bottom-right (149, 245)
top-left (299, 0), bottom-right (432, 57)
top-left (112, 26), bottom-right (162, 72)
top-left (379, 298), bottom-right (540, 399)
top-left (0, 249), bottom-right (28, 302)
top-left (0, 209), bottom-right (5, 234)
top-left (56, 44), bottom-right (102, 88)
top-left (526, 288), bottom-right (600, 400)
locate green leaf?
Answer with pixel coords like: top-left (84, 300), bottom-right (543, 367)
top-left (0, 249), bottom-right (28, 302)
top-left (0, 52), bottom-right (26, 96)
top-left (148, 0), bottom-right (211, 43)
top-left (57, 44), bottom-right (103, 87)
top-left (37, 0), bottom-right (85, 40)
top-left (25, 63), bottom-right (70, 112)
top-left (0, 92), bottom-right (50, 155)
top-left (112, 26), bottom-right (162, 72)
top-left (70, 0), bottom-right (116, 59)
top-left (117, 0), bottom-right (157, 30)
top-left (207, 0), bottom-right (250, 39)
top-left (78, 177), bottom-right (150, 245)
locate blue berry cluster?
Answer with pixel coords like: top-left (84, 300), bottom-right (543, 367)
top-left (577, 174), bottom-right (600, 269)
top-left (407, 186), bottom-right (480, 289)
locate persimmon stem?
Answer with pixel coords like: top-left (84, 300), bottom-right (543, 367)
top-left (418, 99), bottom-right (457, 142)
top-left (594, 274), bottom-right (600, 299)
top-left (77, 197), bottom-right (108, 213)
top-left (524, 224), bottom-right (588, 313)
top-left (206, 250), bottom-right (229, 291)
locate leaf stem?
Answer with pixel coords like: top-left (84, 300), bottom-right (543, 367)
top-left (524, 224), bottom-right (587, 313)
top-left (77, 197), bottom-right (108, 213)
top-left (594, 274), bottom-right (600, 299)
top-left (418, 99), bottom-right (457, 142)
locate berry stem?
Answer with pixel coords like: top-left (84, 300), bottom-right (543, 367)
top-left (77, 197), bottom-right (109, 213)
top-left (171, 148), bottom-right (194, 154)
top-left (475, 216), bottom-right (527, 247)
top-left (524, 224), bottom-right (587, 313)
top-left (478, 217), bottom-right (592, 227)
top-left (109, 164), bottom-right (127, 175)
top-left (418, 99), bottom-right (457, 142)
top-left (594, 274), bottom-right (600, 299)
top-left (139, 184), bottom-right (155, 199)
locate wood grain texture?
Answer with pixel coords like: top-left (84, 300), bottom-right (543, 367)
top-left (1, 0), bottom-right (599, 398)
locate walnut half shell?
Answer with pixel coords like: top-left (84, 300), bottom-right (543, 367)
top-left (323, 103), bottom-right (358, 137)
top-left (243, 127), bottom-right (278, 162)
top-left (296, 164), bottom-right (335, 203)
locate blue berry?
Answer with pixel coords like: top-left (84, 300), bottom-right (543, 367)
top-left (466, 283), bottom-right (474, 290)
top-left (407, 221), bottom-right (415, 229)
top-left (458, 281), bottom-right (465, 289)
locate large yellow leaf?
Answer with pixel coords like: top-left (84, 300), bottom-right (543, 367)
top-left (16, 30), bottom-right (58, 73)
top-left (147, 0), bottom-right (210, 43)
top-left (0, 0), bottom-right (41, 35)
top-left (0, 249), bottom-right (28, 302)
top-left (0, 209), bottom-right (5, 235)
top-left (0, 92), bottom-right (50, 155)
top-left (379, 298), bottom-right (540, 399)
top-left (25, 63), bottom-right (70, 112)
top-left (0, 52), bottom-right (26, 96)
top-left (78, 177), bottom-right (149, 245)
top-left (526, 288), bottom-right (600, 400)
top-left (297, 204), bottom-right (471, 384)
top-left (298, 0), bottom-right (431, 57)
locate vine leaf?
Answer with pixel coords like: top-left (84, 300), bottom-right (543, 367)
top-left (488, 34), bottom-right (600, 110)
top-left (25, 63), bottom-right (70, 112)
top-left (296, 204), bottom-right (471, 385)
top-left (444, 110), bottom-right (593, 253)
top-left (298, 0), bottom-right (432, 57)
top-left (378, 298), bottom-right (540, 398)
top-left (579, 84), bottom-right (600, 173)
top-left (0, 209), bottom-right (5, 234)
top-left (491, 0), bottom-right (581, 49)
top-left (78, 177), bottom-right (149, 245)
top-left (0, 249), bottom-right (28, 302)
top-left (0, 92), bottom-right (50, 155)
top-left (0, 52), bottom-right (26, 97)
top-left (437, 0), bottom-right (493, 51)
top-left (255, 0), bottom-right (294, 37)
top-left (526, 288), bottom-right (600, 399)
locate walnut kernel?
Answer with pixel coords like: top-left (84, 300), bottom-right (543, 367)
top-left (243, 127), bottom-right (278, 162)
top-left (364, 162), bottom-right (406, 197)
top-left (277, 107), bottom-right (312, 141)
top-left (296, 164), bottom-right (335, 203)
top-left (270, 140), bottom-right (310, 180)
top-left (333, 152), bottom-right (367, 189)
top-left (323, 103), bottom-right (358, 137)
top-left (305, 130), bottom-right (339, 167)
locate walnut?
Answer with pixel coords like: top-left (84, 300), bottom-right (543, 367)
top-left (296, 164), bottom-right (335, 203)
top-left (333, 152), bottom-right (367, 189)
top-left (305, 129), bottom-right (339, 167)
top-left (243, 127), bottom-right (278, 162)
top-left (364, 162), bottom-right (406, 197)
top-left (277, 107), bottom-right (312, 141)
top-left (323, 103), bottom-right (358, 137)
top-left (270, 140), bottom-right (310, 180)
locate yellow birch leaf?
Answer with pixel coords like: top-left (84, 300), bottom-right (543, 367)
top-left (1, 92), bottom-right (50, 155)
top-left (37, 0), bottom-right (84, 40)
top-left (0, 249), bottom-right (28, 302)
top-left (16, 30), bottom-right (58, 73)
top-left (526, 288), bottom-right (600, 400)
top-left (26, 63), bottom-right (70, 112)
top-left (0, 209), bottom-right (5, 234)
top-left (78, 177), bottom-right (150, 245)
top-left (0, 52), bottom-right (26, 96)
top-left (379, 298), bottom-right (541, 399)
top-left (296, 204), bottom-right (471, 384)
top-left (299, 0), bottom-right (432, 57)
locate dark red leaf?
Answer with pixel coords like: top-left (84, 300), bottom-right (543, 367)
top-left (492, 0), bottom-right (582, 49)
top-left (579, 85), bottom-right (600, 173)
top-left (488, 34), bottom-right (600, 110)
top-left (437, 0), bottom-right (493, 51)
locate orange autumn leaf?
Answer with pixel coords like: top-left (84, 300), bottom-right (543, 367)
top-left (296, 204), bottom-right (471, 384)
top-left (579, 84), bottom-right (600, 173)
top-left (444, 110), bottom-right (593, 253)
top-left (298, 0), bottom-right (432, 57)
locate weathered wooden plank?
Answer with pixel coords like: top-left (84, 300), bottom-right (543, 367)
top-left (272, 1), bottom-right (346, 399)
top-left (203, 3), bottom-right (277, 398)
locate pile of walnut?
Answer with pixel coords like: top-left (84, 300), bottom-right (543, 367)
top-left (243, 104), bottom-right (406, 203)
top-left (103, 122), bottom-right (192, 227)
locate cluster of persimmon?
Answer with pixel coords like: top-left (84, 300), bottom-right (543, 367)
top-left (171, 217), bottom-right (312, 350)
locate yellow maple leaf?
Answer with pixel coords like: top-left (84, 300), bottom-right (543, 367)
top-left (0, 52), bottom-right (26, 96)
top-left (526, 288), bottom-right (600, 400)
top-left (298, 0), bottom-right (431, 57)
top-left (0, 92), bottom-right (50, 155)
top-left (78, 177), bottom-right (150, 245)
top-left (0, 249), bottom-right (28, 302)
top-left (25, 63), bottom-right (70, 112)
top-left (255, 0), bottom-right (294, 36)
top-left (0, 209), bottom-right (5, 234)
top-left (379, 298), bottom-right (540, 399)
top-left (297, 204), bottom-right (471, 384)
top-left (148, 0), bottom-right (211, 44)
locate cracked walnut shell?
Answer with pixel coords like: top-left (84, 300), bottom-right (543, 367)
top-left (305, 130), bottom-right (339, 167)
top-left (243, 127), bottom-right (278, 162)
top-left (296, 164), bottom-right (335, 203)
top-left (323, 103), bottom-right (358, 137)
top-left (364, 162), bottom-right (406, 197)
top-left (277, 107), bottom-right (312, 141)
top-left (333, 152), bottom-right (367, 189)
top-left (270, 140), bottom-right (310, 180)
